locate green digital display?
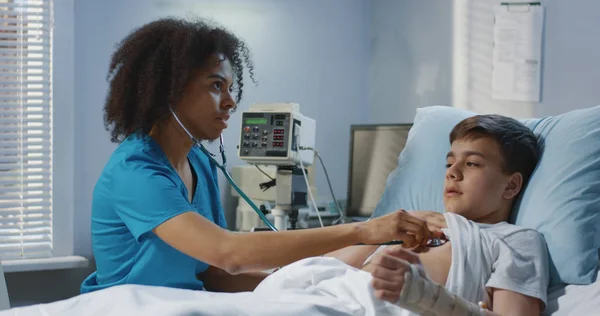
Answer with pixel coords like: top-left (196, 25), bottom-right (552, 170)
top-left (245, 118), bottom-right (268, 125)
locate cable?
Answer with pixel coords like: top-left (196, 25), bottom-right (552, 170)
top-left (222, 167), bottom-right (278, 231)
top-left (314, 150), bottom-right (345, 225)
top-left (295, 125), bottom-right (324, 228)
top-left (298, 146), bottom-right (345, 225)
top-left (299, 157), bottom-right (323, 228)
top-left (255, 164), bottom-right (276, 191)
top-left (258, 178), bottom-right (276, 191)
top-left (255, 165), bottom-right (274, 180)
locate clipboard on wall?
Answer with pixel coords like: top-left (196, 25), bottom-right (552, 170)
top-left (491, 2), bottom-right (545, 102)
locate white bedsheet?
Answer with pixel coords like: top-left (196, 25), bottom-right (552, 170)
top-left (543, 270), bottom-right (600, 316)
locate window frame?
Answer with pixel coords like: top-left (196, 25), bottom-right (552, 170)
top-left (1, 0), bottom-right (87, 272)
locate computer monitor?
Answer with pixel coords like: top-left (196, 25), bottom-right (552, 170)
top-left (346, 124), bottom-right (413, 219)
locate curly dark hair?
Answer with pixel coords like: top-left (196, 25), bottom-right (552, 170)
top-left (103, 17), bottom-right (255, 143)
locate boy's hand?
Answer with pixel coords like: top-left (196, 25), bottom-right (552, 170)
top-left (363, 245), bottom-right (487, 316)
top-left (361, 245), bottom-right (424, 303)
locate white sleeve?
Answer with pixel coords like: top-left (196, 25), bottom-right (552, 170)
top-left (485, 229), bottom-right (549, 308)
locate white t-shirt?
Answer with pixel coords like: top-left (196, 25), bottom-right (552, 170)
top-left (463, 213), bottom-right (550, 307)
top-left (365, 212), bottom-right (550, 309)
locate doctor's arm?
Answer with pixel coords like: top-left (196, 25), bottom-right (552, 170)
top-left (153, 209), bottom-right (430, 275)
top-left (199, 265), bottom-right (268, 292)
top-left (325, 210), bottom-right (446, 268)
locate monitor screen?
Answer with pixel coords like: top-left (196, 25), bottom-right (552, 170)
top-left (346, 124), bottom-right (412, 218)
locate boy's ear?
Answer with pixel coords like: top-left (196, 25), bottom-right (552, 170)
top-left (503, 172), bottom-right (523, 200)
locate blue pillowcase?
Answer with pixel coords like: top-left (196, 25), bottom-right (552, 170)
top-left (372, 105), bottom-right (600, 287)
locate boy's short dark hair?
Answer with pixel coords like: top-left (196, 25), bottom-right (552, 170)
top-left (450, 114), bottom-right (541, 188)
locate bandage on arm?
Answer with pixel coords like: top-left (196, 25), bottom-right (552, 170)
top-left (397, 264), bottom-right (486, 316)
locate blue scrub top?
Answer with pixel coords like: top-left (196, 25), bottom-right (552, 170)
top-left (80, 132), bottom-right (227, 294)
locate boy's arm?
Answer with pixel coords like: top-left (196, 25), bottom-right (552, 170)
top-left (490, 289), bottom-right (542, 316)
top-left (485, 230), bottom-right (548, 316)
top-left (324, 245), bottom-right (379, 268)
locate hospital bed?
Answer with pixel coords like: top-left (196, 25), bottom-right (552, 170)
top-left (1, 105), bottom-right (599, 315)
top-left (0, 260), bottom-right (597, 316)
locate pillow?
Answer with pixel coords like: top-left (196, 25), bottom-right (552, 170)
top-left (372, 105), bottom-right (600, 287)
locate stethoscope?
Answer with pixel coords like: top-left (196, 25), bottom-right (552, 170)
top-left (170, 108), bottom-right (278, 231)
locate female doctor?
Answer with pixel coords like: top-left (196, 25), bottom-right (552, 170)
top-left (80, 18), bottom-right (431, 294)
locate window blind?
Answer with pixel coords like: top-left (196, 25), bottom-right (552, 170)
top-left (0, 0), bottom-right (53, 260)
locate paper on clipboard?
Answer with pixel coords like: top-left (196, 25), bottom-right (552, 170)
top-left (492, 4), bottom-right (544, 102)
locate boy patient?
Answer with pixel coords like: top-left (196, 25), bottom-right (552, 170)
top-left (328, 114), bottom-right (548, 316)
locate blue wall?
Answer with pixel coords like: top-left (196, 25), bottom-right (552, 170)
top-left (369, 0), bottom-right (453, 124)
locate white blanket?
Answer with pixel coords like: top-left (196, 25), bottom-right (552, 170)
top-left (1, 258), bottom-right (400, 316)
top-left (0, 214), bottom-right (501, 316)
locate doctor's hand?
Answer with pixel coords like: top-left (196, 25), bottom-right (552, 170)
top-left (362, 245), bottom-right (424, 303)
top-left (361, 210), bottom-right (431, 248)
top-left (407, 210), bottom-right (447, 234)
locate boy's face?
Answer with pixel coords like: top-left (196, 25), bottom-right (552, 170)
top-left (444, 137), bottom-right (521, 223)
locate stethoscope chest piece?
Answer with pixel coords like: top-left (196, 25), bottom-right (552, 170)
top-left (426, 235), bottom-right (448, 247)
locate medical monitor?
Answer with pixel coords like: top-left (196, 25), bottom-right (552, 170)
top-left (346, 124), bottom-right (413, 219)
